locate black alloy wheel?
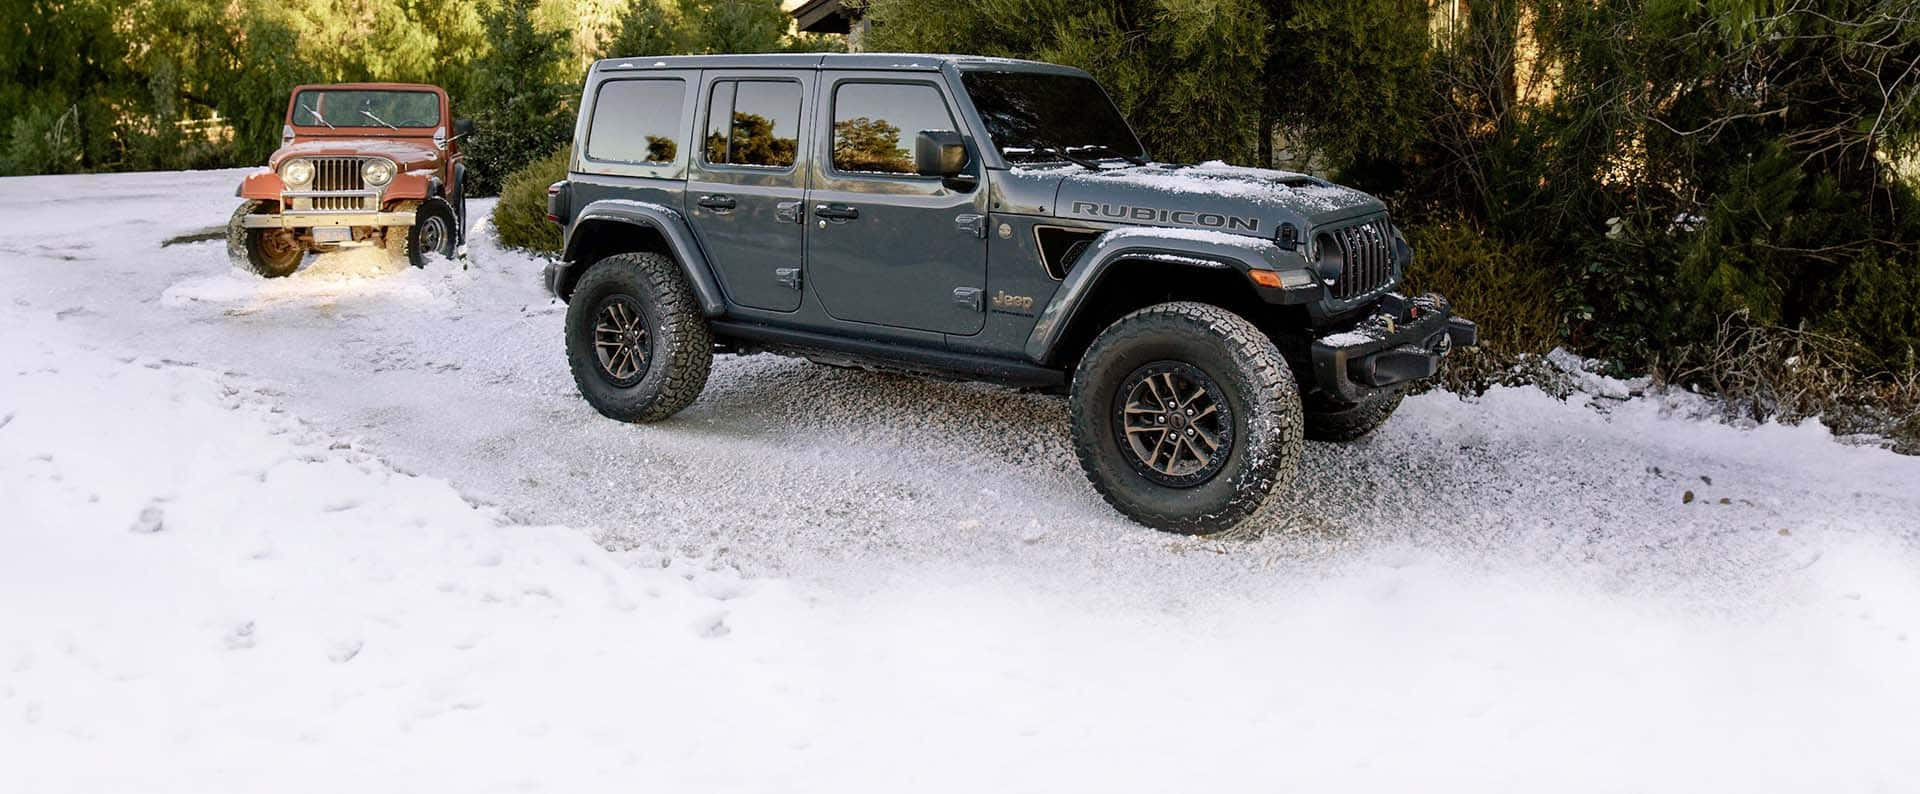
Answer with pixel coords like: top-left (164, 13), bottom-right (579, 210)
top-left (1114, 361), bottom-right (1234, 487)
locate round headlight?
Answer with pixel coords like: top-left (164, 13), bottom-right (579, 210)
top-left (361, 158), bottom-right (395, 187)
top-left (1391, 225), bottom-right (1413, 266)
top-left (1313, 233), bottom-right (1345, 284)
top-left (280, 158), bottom-right (313, 186)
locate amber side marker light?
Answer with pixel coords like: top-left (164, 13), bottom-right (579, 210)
top-left (1247, 270), bottom-right (1286, 289)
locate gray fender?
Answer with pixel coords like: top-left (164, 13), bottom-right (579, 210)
top-left (563, 199), bottom-right (725, 316)
top-left (1023, 227), bottom-right (1298, 364)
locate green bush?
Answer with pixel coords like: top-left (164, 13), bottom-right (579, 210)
top-left (492, 145), bottom-right (569, 254)
top-left (1821, 250), bottom-right (1920, 374)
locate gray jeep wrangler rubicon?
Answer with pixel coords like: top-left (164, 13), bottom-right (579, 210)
top-left (544, 53), bottom-right (1476, 534)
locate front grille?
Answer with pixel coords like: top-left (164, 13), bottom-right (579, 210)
top-left (294, 157), bottom-right (377, 212)
top-left (1324, 216), bottom-right (1396, 301)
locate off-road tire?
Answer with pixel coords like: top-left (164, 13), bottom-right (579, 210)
top-left (227, 200), bottom-right (302, 278)
top-left (399, 199), bottom-right (458, 268)
top-left (1069, 302), bottom-right (1305, 534)
top-left (565, 252), bottom-right (711, 422)
top-left (1304, 392), bottom-right (1403, 442)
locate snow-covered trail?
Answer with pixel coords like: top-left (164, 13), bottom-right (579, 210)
top-left (3, 169), bottom-right (1919, 792)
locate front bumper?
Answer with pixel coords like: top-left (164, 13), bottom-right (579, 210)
top-left (241, 212), bottom-right (416, 229)
top-left (1308, 292), bottom-right (1477, 404)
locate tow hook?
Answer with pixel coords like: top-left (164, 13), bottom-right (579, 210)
top-left (1445, 316), bottom-right (1479, 349)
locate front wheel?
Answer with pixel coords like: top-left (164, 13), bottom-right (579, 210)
top-left (1069, 302), bottom-right (1305, 534)
top-left (564, 252), bottom-right (712, 422)
top-left (396, 199), bottom-right (458, 268)
top-left (226, 200), bottom-right (302, 278)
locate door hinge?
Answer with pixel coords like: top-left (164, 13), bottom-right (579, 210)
top-left (953, 286), bottom-right (983, 312)
top-left (954, 213), bottom-right (986, 239)
top-left (775, 267), bottom-right (803, 291)
top-left (775, 200), bottom-right (802, 224)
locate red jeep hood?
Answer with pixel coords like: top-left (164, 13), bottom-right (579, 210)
top-left (268, 138), bottom-right (443, 171)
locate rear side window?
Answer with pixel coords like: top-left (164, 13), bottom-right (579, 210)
top-left (703, 80), bottom-right (801, 169)
top-left (831, 82), bottom-right (956, 175)
top-left (585, 79), bottom-right (686, 165)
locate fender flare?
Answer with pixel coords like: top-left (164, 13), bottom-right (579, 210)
top-left (562, 198), bottom-right (725, 316)
top-left (1022, 227), bottom-right (1302, 364)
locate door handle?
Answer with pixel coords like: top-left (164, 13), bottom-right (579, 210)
top-left (697, 194), bottom-right (736, 211)
top-left (814, 204), bottom-right (859, 221)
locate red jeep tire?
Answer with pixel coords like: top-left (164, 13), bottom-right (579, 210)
top-left (226, 200), bottom-right (302, 278)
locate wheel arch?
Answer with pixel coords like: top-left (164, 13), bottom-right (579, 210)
top-left (560, 199), bottom-right (724, 315)
top-left (1024, 228), bottom-right (1309, 370)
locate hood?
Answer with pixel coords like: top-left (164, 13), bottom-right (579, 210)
top-left (1046, 160), bottom-right (1385, 237)
top-left (269, 137), bottom-right (444, 172)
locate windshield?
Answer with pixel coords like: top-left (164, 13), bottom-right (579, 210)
top-left (960, 71), bottom-right (1145, 165)
top-left (291, 89), bottom-right (441, 129)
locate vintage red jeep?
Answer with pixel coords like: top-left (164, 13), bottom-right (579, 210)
top-left (227, 82), bottom-right (472, 277)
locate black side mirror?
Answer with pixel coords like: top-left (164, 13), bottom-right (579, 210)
top-left (914, 129), bottom-right (970, 178)
top-left (452, 118), bottom-right (476, 138)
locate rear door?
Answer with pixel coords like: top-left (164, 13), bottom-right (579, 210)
top-left (805, 72), bottom-right (987, 335)
top-left (686, 72), bottom-right (812, 312)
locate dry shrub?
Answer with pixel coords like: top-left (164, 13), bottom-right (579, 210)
top-left (1658, 312), bottom-right (1920, 452)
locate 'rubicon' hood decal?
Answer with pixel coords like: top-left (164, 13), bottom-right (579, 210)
top-left (1051, 160), bottom-right (1384, 234)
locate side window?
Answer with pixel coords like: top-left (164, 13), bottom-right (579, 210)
top-left (585, 79), bottom-right (686, 165)
top-left (703, 80), bottom-right (801, 169)
top-left (831, 82), bottom-right (956, 175)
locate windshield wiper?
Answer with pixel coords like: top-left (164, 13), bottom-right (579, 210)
top-left (359, 109), bottom-right (398, 130)
top-left (300, 106), bottom-right (334, 129)
top-left (1018, 140), bottom-right (1102, 170)
top-left (1070, 143), bottom-right (1146, 166)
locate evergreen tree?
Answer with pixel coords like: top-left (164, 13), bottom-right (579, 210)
top-left (684, 0), bottom-right (788, 53)
top-left (467, 0), bottom-right (579, 194)
top-left (604, 0), bottom-right (688, 58)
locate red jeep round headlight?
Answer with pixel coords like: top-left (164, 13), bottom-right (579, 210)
top-left (361, 158), bottom-right (396, 187)
top-left (280, 158), bottom-right (313, 186)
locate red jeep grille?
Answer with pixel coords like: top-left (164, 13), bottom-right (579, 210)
top-left (308, 157), bottom-right (371, 211)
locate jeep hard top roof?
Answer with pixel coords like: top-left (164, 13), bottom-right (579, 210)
top-left (590, 52), bottom-right (1089, 78)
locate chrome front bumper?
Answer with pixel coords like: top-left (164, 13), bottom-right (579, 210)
top-left (241, 212), bottom-right (416, 229)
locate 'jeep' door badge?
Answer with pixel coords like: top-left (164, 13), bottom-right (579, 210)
top-left (991, 290), bottom-right (1036, 315)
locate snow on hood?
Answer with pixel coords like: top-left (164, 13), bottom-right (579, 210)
top-left (1049, 160), bottom-right (1384, 236)
top-left (270, 138), bottom-right (444, 171)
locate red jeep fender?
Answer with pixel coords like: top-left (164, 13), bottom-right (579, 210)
top-left (382, 170), bottom-right (439, 202)
top-left (237, 169), bottom-right (284, 202)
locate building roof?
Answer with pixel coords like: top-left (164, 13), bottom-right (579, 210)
top-left (791, 0), bottom-right (864, 34)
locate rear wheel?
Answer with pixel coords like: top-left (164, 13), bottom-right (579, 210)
top-left (565, 252), bottom-right (712, 422)
top-left (226, 200), bottom-right (302, 278)
top-left (1069, 302), bottom-right (1305, 534)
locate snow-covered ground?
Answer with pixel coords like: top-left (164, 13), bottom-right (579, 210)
top-left (3, 169), bottom-right (1918, 792)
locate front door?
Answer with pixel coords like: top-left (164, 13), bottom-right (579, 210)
top-left (805, 74), bottom-right (987, 335)
top-left (687, 73), bottom-right (811, 313)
